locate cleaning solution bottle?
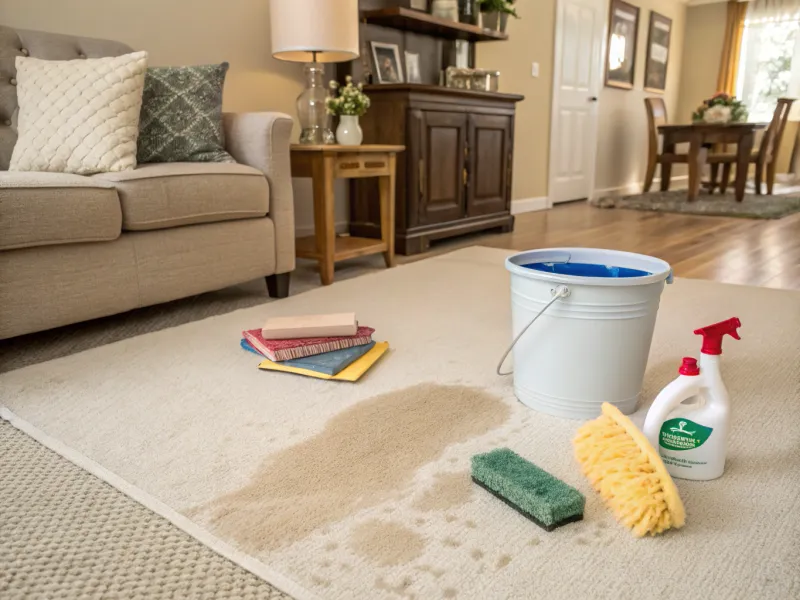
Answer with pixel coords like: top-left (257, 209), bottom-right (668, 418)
top-left (642, 317), bottom-right (742, 481)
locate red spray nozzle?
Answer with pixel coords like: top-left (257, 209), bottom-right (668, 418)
top-left (694, 317), bottom-right (742, 355)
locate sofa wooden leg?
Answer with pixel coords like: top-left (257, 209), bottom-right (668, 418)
top-left (266, 273), bottom-right (290, 299)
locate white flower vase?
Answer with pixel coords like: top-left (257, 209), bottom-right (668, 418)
top-left (336, 115), bottom-right (363, 146)
top-left (703, 105), bottom-right (732, 124)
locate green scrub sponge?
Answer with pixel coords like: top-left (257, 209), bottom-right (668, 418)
top-left (472, 448), bottom-right (585, 531)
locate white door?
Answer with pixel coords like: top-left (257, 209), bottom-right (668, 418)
top-left (548, 0), bottom-right (606, 204)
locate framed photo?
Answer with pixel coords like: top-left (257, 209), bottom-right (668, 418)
top-left (371, 42), bottom-right (404, 84)
top-left (644, 12), bottom-right (672, 93)
top-left (405, 51), bottom-right (422, 84)
top-left (605, 0), bottom-right (640, 90)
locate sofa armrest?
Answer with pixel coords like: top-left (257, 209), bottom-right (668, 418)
top-left (223, 112), bottom-right (295, 275)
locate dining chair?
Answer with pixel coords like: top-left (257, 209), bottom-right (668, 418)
top-left (709, 98), bottom-right (795, 195)
top-left (644, 98), bottom-right (688, 192)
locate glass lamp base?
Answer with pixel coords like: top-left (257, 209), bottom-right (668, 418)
top-left (297, 63), bottom-right (335, 145)
top-left (299, 127), bottom-right (336, 145)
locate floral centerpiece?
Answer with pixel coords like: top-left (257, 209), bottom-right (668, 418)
top-left (692, 92), bottom-right (748, 124)
top-left (326, 76), bottom-right (371, 146)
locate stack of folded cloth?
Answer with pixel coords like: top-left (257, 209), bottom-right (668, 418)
top-left (241, 312), bottom-right (388, 381)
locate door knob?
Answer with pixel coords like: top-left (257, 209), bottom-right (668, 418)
top-left (589, 96), bottom-right (598, 102)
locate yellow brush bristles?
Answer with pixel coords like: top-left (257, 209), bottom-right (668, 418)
top-left (573, 403), bottom-right (686, 537)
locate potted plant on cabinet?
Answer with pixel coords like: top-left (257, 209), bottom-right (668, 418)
top-left (478, 0), bottom-right (518, 33)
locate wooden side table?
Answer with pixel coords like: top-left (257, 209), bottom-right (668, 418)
top-left (291, 144), bottom-right (405, 285)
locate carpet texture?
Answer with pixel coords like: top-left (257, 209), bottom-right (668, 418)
top-left (592, 190), bottom-right (800, 219)
top-left (0, 420), bottom-right (291, 600)
top-left (2, 247), bottom-right (799, 600)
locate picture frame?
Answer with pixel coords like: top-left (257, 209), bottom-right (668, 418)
top-left (605, 0), bottom-right (640, 90)
top-left (405, 51), bottom-right (422, 84)
top-left (644, 11), bottom-right (672, 94)
top-left (371, 41), bottom-right (405, 84)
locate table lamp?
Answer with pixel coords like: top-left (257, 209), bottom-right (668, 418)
top-left (270, 0), bottom-right (360, 144)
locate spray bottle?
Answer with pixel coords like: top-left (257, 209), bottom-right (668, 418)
top-left (642, 317), bottom-right (742, 481)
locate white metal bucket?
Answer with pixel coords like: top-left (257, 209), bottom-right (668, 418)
top-left (502, 248), bottom-right (673, 420)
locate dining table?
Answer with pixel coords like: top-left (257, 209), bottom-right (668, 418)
top-left (657, 122), bottom-right (767, 203)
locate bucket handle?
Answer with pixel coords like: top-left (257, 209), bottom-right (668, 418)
top-left (496, 285), bottom-right (571, 376)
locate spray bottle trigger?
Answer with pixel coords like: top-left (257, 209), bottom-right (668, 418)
top-left (693, 317), bottom-right (742, 355)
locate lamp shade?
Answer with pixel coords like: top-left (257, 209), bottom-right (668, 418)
top-left (270, 0), bottom-right (360, 63)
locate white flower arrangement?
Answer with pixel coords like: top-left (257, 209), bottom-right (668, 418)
top-left (692, 92), bottom-right (748, 124)
top-left (325, 76), bottom-right (371, 117)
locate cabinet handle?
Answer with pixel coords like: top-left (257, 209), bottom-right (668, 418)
top-left (419, 159), bottom-right (425, 197)
top-left (463, 167), bottom-right (469, 187)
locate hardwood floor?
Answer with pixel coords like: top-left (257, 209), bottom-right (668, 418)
top-left (401, 202), bottom-right (800, 291)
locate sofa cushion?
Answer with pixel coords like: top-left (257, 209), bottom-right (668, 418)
top-left (137, 63), bottom-right (234, 164)
top-left (0, 25), bottom-right (134, 170)
top-left (9, 51), bottom-right (148, 174)
top-left (0, 171), bottom-right (122, 250)
top-left (93, 162), bottom-right (269, 231)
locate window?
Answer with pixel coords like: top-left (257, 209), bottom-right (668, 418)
top-left (736, 3), bottom-right (800, 121)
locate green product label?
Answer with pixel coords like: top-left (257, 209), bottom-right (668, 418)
top-left (659, 418), bottom-right (713, 451)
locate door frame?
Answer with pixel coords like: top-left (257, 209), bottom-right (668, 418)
top-left (547, 0), bottom-right (608, 206)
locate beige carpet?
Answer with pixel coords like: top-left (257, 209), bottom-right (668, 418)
top-left (2, 247), bottom-right (799, 599)
top-left (0, 420), bottom-right (291, 600)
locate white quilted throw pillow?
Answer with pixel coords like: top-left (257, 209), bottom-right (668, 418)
top-left (9, 51), bottom-right (148, 174)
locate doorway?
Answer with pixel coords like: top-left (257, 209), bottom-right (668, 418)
top-left (548, 0), bottom-right (607, 204)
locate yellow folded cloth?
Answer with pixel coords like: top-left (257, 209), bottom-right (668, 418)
top-left (258, 342), bottom-right (389, 382)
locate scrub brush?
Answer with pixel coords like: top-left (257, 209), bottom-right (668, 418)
top-left (472, 448), bottom-right (585, 531)
top-left (574, 403), bottom-right (686, 537)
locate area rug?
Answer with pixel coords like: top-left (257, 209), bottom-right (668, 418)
top-left (591, 190), bottom-right (800, 219)
top-left (2, 247), bottom-right (799, 600)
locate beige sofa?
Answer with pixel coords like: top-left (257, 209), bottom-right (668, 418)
top-left (0, 26), bottom-right (295, 340)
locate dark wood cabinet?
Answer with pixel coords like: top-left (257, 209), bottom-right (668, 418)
top-left (467, 114), bottom-right (513, 218)
top-left (417, 110), bottom-right (468, 225)
top-left (350, 84), bottom-right (523, 255)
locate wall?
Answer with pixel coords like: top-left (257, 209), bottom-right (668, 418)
top-left (594, 0), bottom-right (687, 194)
top-left (478, 0), bottom-right (687, 200)
top-left (0, 0), bottom-right (349, 235)
top-left (675, 2), bottom-right (727, 123)
top-left (476, 0), bottom-right (557, 202)
top-left (675, 1), bottom-right (798, 177)
top-left (0, 0), bottom-right (709, 217)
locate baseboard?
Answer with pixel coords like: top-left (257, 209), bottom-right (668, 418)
top-left (511, 197), bottom-right (549, 215)
top-left (594, 176), bottom-right (689, 198)
top-left (295, 221), bottom-right (350, 238)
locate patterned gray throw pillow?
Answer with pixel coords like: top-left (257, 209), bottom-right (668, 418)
top-left (137, 63), bottom-right (234, 164)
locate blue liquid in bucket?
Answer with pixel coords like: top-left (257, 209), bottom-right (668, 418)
top-left (522, 262), bottom-right (652, 278)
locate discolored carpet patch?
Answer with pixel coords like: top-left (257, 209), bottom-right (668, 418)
top-left (413, 471), bottom-right (473, 512)
top-left (349, 520), bottom-right (426, 566)
top-left (203, 384), bottom-right (510, 552)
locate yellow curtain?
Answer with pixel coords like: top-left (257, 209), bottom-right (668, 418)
top-left (717, 0), bottom-right (749, 95)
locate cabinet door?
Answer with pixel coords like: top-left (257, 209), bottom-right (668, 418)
top-left (467, 114), bottom-right (512, 217)
top-left (418, 111), bottom-right (469, 225)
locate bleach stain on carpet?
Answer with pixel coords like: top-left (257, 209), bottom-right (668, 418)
top-left (202, 384), bottom-right (510, 552)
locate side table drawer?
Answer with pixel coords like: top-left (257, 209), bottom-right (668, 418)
top-left (334, 152), bottom-right (393, 178)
